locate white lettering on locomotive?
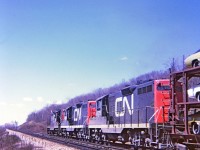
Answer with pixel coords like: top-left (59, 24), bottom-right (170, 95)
top-left (74, 107), bottom-right (82, 121)
top-left (115, 94), bottom-right (134, 117)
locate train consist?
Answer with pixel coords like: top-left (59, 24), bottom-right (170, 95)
top-left (47, 67), bottom-right (200, 149)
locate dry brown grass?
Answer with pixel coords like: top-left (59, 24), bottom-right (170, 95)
top-left (19, 121), bottom-right (46, 133)
top-left (0, 127), bottom-right (34, 150)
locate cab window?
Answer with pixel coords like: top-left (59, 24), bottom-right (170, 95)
top-left (157, 83), bottom-right (170, 91)
top-left (97, 100), bottom-right (101, 111)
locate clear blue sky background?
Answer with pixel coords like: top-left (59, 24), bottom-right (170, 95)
top-left (0, 0), bottom-right (200, 125)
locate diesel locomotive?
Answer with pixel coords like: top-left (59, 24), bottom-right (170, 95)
top-left (46, 57), bottom-right (200, 149)
top-left (47, 79), bottom-right (175, 148)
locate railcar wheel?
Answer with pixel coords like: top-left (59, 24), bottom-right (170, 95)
top-left (192, 122), bottom-right (200, 134)
top-left (196, 93), bottom-right (200, 101)
top-left (192, 60), bottom-right (200, 67)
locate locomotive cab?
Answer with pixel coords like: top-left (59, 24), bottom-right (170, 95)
top-left (96, 95), bottom-right (109, 117)
top-left (54, 110), bottom-right (61, 125)
top-left (95, 95), bottom-right (116, 124)
top-left (67, 106), bottom-right (75, 125)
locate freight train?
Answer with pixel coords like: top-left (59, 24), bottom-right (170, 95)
top-left (47, 67), bottom-right (200, 149)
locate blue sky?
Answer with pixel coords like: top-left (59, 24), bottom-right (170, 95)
top-left (0, 0), bottom-right (200, 125)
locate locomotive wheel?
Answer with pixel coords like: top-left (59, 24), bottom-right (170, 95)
top-left (130, 138), bottom-right (134, 144)
top-left (145, 138), bottom-right (151, 147)
top-left (131, 138), bottom-right (139, 146)
top-left (96, 138), bottom-right (100, 144)
top-left (192, 122), bottom-right (200, 134)
top-left (101, 134), bottom-right (106, 144)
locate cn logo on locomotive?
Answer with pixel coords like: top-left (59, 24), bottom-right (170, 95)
top-left (74, 108), bottom-right (82, 121)
top-left (115, 94), bottom-right (134, 117)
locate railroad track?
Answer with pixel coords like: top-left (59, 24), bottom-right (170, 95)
top-left (38, 134), bottom-right (131, 150)
top-left (9, 129), bottom-right (145, 150)
top-left (40, 134), bottom-right (152, 150)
